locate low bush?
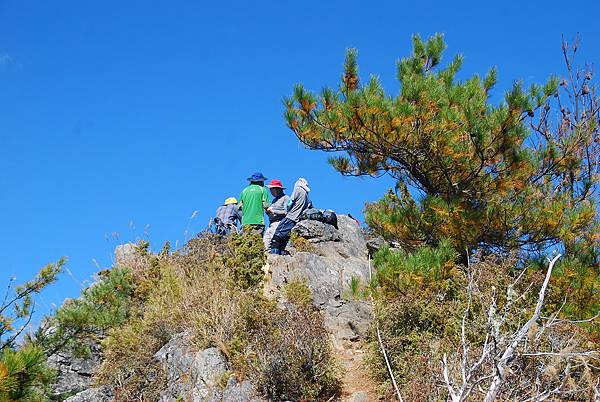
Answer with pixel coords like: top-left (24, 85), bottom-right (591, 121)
top-left (367, 248), bottom-right (599, 400)
top-left (282, 279), bottom-right (313, 307)
top-left (367, 284), bottom-right (466, 400)
top-left (222, 232), bottom-right (267, 288)
top-left (250, 305), bottom-right (340, 401)
top-left (290, 233), bottom-right (317, 253)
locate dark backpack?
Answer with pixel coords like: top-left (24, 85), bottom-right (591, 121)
top-left (300, 208), bottom-right (338, 229)
top-left (322, 210), bottom-right (338, 229)
top-left (300, 208), bottom-right (324, 221)
top-left (209, 217), bottom-right (232, 236)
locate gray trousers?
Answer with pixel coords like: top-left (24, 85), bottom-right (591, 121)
top-left (263, 221), bottom-right (281, 252)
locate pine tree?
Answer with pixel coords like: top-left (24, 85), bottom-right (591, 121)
top-left (285, 34), bottom-right (598, 258)
top-left (285, 34), bottom-right (598, 320)
top-left (0, 259), bottom-right (64, 401)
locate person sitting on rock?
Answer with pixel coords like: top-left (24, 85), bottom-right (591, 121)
top-left (239, 172), bottom-right (271, 236)
top-left (263, 179), bottom-right (290, 252)
top-left (212, 197), bottom-right (242, 235)
top-left (270, 177), bottom-right (312, 255)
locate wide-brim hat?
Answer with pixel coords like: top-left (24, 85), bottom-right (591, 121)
top-left (247, 172), bottom-right (268, 182)
top-left (267, 179), bottom-right (285, 189)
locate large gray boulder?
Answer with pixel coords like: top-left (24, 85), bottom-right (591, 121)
top-left (154, 332), bottom-right (265, 402)
top-left (209, 377), bottom-right (266, 402)
top-left (46, 337), bottom-right (102, 398)
top-left (291, 215), bottom-right (367, 259)
top-left (154, 332), bottom-right (225, 401)
top-left (292, 219), bottom-right (341, 243)
top-left (266, 215), bottom-right (373, 346)
top-left (114, 243), bottom-right (138, 267)
top-left (64, 386), bottom-right (113, 402)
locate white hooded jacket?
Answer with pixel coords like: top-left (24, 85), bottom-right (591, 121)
top-left (286, 178), bottom-right (312, 222)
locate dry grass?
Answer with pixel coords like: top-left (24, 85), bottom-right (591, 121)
top-left (96, 234), bottom-right (340, 401)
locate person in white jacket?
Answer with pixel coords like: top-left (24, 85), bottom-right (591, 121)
top-left (270, 178), bottom-right (312, 255)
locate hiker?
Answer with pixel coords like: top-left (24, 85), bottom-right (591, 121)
top-left (263, 179), bottom-right (290, 252)
top-left (210, 197), bottom-right (242, 235)
top-left (239, 172), bottom-right (271, 236)
top-left (270, 177), bottom-right (312, 254)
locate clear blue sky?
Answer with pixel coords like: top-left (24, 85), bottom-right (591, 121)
top-left (1, 0), bottom-right (599, 322)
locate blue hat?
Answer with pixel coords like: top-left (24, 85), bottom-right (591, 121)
top-left (247, 172), bottom-right (267, 182)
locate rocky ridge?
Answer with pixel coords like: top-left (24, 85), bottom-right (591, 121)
top-left (60, 215), bottom-right (378, 401)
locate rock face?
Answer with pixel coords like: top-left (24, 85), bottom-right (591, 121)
top-left (46, 339), bottom-right (102, 399)
top-left (266, 215), bottom-right (373, 347)
top-left (293, 219), bottom-right (341, 243)
top-left (366, 236), bottom-right (388, 257)
top-left (57, 215), bottom-right (374, 401)
top-left (64, 386), bottom-right (113, 402)
top-left (114, 243), bottom-right (138, 267)
top-left (154, 332), bottom-right (265, 402)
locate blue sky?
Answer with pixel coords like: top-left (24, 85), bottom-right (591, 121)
top-left (1, 0), bottom-right (599, 323)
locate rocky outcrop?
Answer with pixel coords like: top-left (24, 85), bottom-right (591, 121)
top-left (153, 332), bottom-right (265, 402)
top-left (64, 386), bottom-right (113, 402)
top-left (149, 215), bottom-right (375, 401)
top-left (57, 215), bottom-right (374, 401)
top-left (365, 236), bottom-right (388, 257)
top-left (114, 243), bottom-right (138, 267)
top-left (47, 346), bottom-right (100, 397)
top-left (266, 215), bottom-right (373, 347)
top-left (43, 326), bottom-right (103, 400)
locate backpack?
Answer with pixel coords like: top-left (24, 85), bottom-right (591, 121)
top-left (208, 217), bottom-right (235, 236)
top-left (300, 208), bottom-right (324, 221)
top-left (322, 210), bottom-right (338, 229)
top-left (300, 208), bottom-right (338, 229)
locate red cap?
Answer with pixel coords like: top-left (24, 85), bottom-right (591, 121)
top-left (267, 179), bottom-right (285, 189)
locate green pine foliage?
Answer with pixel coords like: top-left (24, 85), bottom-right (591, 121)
top-left (1, 259), bottom-right (64, 351)
top-left (0, 259), bottom-right (64, 401)
top-left (373, 240), bottom-right (459, 296)
top-left (286, 33), bottom-right (599, 324)
top-left (35, 267), bottom-right (138, 358)
top-left (0, 344), bottom-right (55, 402)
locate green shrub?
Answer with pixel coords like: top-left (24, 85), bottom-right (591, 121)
top-left (222, 232), bottom-right (266, 289)
top-left (290, 233), bottom-right (317, 253)
top-left (249, 305), bottom-right (340, 401)
top-left (283, 279), bottom-right (313, 307)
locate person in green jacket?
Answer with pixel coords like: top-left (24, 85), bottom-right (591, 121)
top-left (239, 172), bottom-right (271, 236)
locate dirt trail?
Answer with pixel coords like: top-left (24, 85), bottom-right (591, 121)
top-left (336, 345), bottom-right (380, 402)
